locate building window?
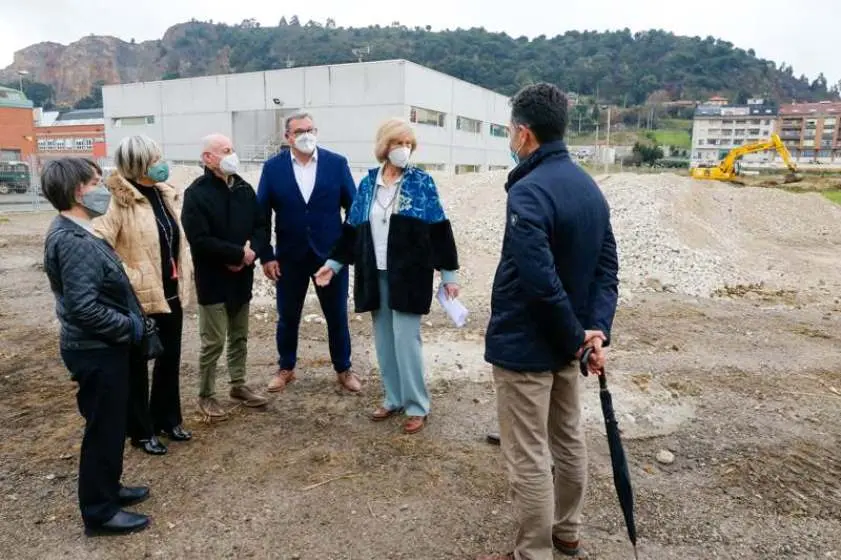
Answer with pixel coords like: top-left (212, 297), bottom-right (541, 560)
top-left (489, 165), bottom-right (510, 171)
top-left (64, 138), bottom-right (74, 150)
top-left (455, 164), bottom-right (481, 174)
top-left (490, 124), bottom-right (509, 138)
top-left (414, 163), bottom-right (446, 172)
top-left (75, 138), bottom-right (86, 151)
top-left (456, 116), bottom-right (482, 134)
top-left (748, 129), bottom-right (761, 136)
top-left (37, 139), bottom-right (47, 151)
top-left (82, 138), bottom-right (93, 151)
top-left (113, 116), bottom-right (155, 127)
top-left (409, 107), bottom-right (445, 127)
top-left (803, 140), bottom-right (815, 147)
top-left (805, 119), bottom-right (818, 129)
top-left (825, 118), bottom-right (837, 127)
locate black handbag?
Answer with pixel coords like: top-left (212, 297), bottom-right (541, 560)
top-left (139, 316), bottom-right (165, 360)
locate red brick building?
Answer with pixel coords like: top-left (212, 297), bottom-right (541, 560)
top-left (778, 101), bottom-right (841, 161)
top-left (0, 86), bottom-right (36, 162)
top-left (35, 109), bottom-right (106, 161)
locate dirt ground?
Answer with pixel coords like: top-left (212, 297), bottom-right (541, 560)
top-left (1, 210), bottom-right (841, 560)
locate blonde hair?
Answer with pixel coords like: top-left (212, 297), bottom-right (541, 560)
top-left (114, 135), bottom-right (163, 180)
top-left (374, 118), bottom-right (417, 163)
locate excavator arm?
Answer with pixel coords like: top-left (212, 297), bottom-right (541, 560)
top-left (691, 134), bottom-right (800, 183)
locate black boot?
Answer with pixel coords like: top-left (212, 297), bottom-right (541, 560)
top-left (118, 485), bottom-right (150, 506)
top-left (130, 435), bottom-right (167, 455)
top-left (85, 510), bottom-right (150, 537)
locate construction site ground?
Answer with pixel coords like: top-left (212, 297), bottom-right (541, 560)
top-left (1, 170), bottom-right (841, 559)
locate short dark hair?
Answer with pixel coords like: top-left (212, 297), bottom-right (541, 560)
top-left (41, 158), bottom-right (97, 212)
top-left (510, 83), bottom-right (568, 143)
top-left (82, 158), bottom-right (102, 176)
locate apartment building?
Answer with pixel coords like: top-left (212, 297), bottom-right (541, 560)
top-left (691, 99), bottom-right (778, 163)
top-left (778, 101), bottom-right (841, 162)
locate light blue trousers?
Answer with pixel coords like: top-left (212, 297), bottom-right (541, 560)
top-left (372, 271), bottom-right (429, 417)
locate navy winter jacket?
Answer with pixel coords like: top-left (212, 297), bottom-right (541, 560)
top-left (484, 141), bottom-right (619, 373)
top-left (256, 147), bottom-right (356, 263)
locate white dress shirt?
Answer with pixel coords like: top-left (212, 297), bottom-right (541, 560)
top-left (370, 167), bottom-right (403, 270)
top-left (292, 148), bottom-right (318, 204)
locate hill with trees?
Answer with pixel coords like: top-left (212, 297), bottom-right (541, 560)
top-left (2, 19), bottom-right (838, 109)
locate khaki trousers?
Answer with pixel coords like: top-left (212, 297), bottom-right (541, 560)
top-left (494, 365), bottom-right (588, 560)
top-left (198, 303), bottom-right (249, 398)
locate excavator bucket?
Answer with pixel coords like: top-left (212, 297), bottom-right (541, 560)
top-left (783, 173), bottom-right (803, 184)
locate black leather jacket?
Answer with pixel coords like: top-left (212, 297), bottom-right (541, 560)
top-left (44, 215), bottom-right (142, 350)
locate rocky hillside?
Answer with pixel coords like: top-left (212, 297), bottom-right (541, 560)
top-left (2, 20), bottom-right (838, 107)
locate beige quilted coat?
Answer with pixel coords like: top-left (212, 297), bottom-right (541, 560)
top-left (93, 173), bottom-right (193, 315)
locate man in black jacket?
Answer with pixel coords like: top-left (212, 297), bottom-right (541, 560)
top-left (181, 134), bottom-right (270, 419)
top-left (479, 84), bottom-right (619, 560)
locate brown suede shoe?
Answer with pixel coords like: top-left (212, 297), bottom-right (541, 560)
top-left (230, 385), bottom-right (268, 407)
top-left (198, 397), bottom-right (228, 419)
top-left (267, 369), bottom-right (296, 393)
top-left (553, 536), bottom-right (590, 559)
top-left (371, 407), bottom-right (402, 422)
top-left (403, 415), bottom-right (427, 434)
top-left (336, 370), bottom-right (362, 393)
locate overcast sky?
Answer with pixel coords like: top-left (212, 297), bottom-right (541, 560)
top-left (1, 0), bottom-right (839, 86)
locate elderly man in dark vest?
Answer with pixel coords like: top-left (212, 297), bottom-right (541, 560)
top-left (257, 113), bottom-right (360, 394)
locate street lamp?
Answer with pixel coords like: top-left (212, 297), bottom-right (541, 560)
top-left (17, 70), bottom-right (29, 94)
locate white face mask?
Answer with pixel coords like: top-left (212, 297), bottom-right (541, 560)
top-left (388, 146), bottom-right (411, 168)
top-left (219, 152), bottom-right (240, 175)
top-left (294, 133), bottom-right (317, 154)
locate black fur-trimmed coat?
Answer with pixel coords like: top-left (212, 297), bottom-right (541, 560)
top-left (329, 166), bottom-right (458, 315)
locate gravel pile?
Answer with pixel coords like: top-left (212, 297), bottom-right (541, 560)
top-left (166, 165), bottom-right (841, 305)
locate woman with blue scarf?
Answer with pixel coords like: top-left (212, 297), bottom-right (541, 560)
top-left (315, 118), bottom-right (460, 434)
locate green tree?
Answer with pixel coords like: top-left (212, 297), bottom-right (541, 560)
top-left (73, 80), bottom-right (105, 109)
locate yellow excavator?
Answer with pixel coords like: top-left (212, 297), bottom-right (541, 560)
top-left (690, 133), bottom-right (802, 184)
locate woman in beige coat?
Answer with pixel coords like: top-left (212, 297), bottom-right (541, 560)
top-left (94, 135), bottom-right (193, 455)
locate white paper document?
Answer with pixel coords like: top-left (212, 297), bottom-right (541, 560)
top-left (436, 284), bottom-right (469, 328)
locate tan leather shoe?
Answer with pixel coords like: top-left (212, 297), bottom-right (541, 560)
top-left (403, 415), bottom-right (427, 434)
top-left (198, 397), bottom-right (228, 419)
top-left (267, 369), bottom-right (296, 393)
top-left (229, 385), bottom-right (268, 407)
top-left (371, 407), bottom-right (402, 422)
top-left (336, 370), bottom-right (362, 393)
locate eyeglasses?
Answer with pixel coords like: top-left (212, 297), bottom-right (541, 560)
top-left (291, 127), bottom-right (318, 137)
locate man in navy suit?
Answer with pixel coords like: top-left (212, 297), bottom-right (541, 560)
top-left (257, 113), bottom-right (361, 394)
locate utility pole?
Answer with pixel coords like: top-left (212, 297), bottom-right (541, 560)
top-left (605, 106), bottom-right (611, 173)
top-left (17, 70), bottom-right (29, 94)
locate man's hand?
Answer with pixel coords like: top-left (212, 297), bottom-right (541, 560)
top-left (226, 264), bottom-right (244, 272)
top-left (243, 241), bottom-right (256, 266)
top-left (263, 260), bottom-right (281, 281)
top-left (443, 283), bottom-right (460, 300)
top-left (314, 265), bottom-right (335, 287)
top-left (576, 330), bottom-right (607, 375)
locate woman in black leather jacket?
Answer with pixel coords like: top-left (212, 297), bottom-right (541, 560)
top-left (42, 158), bottom-right (152, 537)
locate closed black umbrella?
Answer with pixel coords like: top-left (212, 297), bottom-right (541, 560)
top-left (580, 347), bottom-right (639, 559)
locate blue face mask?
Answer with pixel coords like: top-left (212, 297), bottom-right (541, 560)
top-left (147, 161), bottom-right (170, 183)
top-left (510, 127), bottom-right (524, 165)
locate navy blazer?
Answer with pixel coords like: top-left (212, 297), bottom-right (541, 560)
top-left (257, 147), bottom-right (356, 263)
top-left (485, 140), bottom-right (619, 373)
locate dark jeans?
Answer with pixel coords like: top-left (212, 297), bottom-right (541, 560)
top-left (275, 250), bottom-right (352, 373)
top-left (61, 345), bottom-right (130, 527)
top-left (128, 298), bottom-right (184, 438)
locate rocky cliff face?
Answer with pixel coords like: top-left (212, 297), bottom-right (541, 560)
top-left (0, 35), bottom-right (164, 106)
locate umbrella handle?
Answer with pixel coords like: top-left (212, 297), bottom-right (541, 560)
top-left (579, 347), bottom-right (607, 389)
